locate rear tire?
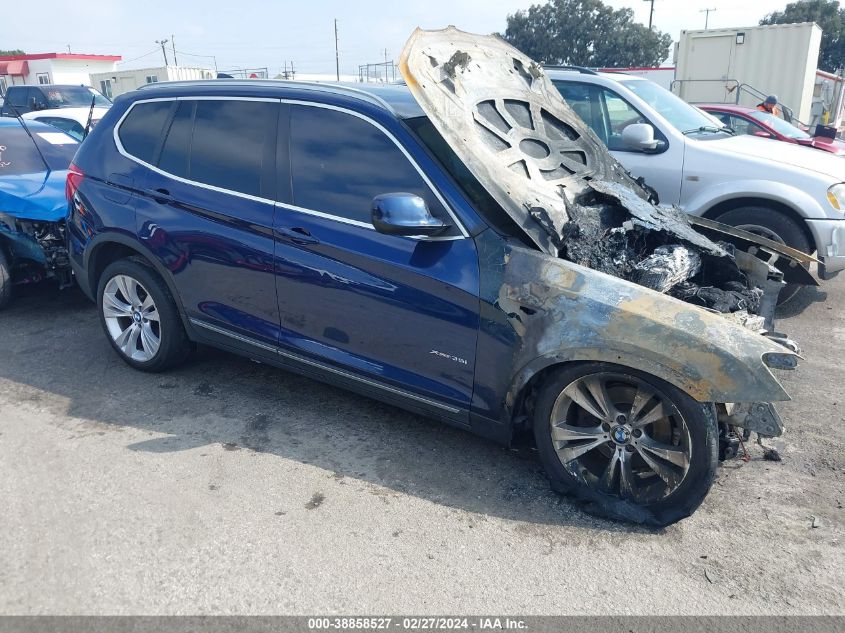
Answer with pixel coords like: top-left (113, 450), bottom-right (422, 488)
top-left (714, 206), bottom-right (812, 305)
top-left (0, 247), bottom-right (12, 310)
top-left (97, 258), bottom-right (191, 372)
top-left (533, 363), bottom-right (719, 527)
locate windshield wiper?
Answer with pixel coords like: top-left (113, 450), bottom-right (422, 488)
top-left (683, 125), bottom-right (733, 136)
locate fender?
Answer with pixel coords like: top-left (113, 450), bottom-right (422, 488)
top-left (682, 178), bottom-right (826, 220)
top-left (499, 247), bottom-right (795, 408)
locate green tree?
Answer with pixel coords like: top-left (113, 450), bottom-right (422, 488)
top-left (0, 49), bottom-right (24, 56)
top-left (760, 0), bottom-right (844, 71)
top-left (503, 0), bottom-right (672, 68)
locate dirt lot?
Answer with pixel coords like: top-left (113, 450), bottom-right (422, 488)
top-left (1, 275), bottom-right (843, 615)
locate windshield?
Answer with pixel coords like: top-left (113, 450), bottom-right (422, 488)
top-left (0, 125), bottom-right (78, 175)
top-left (749, 110), bottom-right (810, 139)
top-left (622, 79), bottom-right (723, 134)
top-left (43, 86), bottom-right (111, 108)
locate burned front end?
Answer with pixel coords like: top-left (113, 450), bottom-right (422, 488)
top-left (399, 27), bottom-right (805, 453)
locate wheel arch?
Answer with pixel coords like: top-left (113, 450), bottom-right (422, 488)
top-left (700, 196), bottom-right (815, 250)
top-left (85, 233), bottom-right (194, 336)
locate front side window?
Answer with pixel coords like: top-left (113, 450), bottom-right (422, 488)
top-left (27, 88), bottom-right (48, 110)
top-left (289, 105), bottom-right (454, 233)
top-left (118, 100), bottom-right (174, 164)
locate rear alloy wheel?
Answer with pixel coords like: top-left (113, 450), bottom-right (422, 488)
top-left (97, 258), bottom-right (191, 372)
top-left (533, 363), bottom-right (718, 526)
top-left (714, 206), bottom-right (812, 305)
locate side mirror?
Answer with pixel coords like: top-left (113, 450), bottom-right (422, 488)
top-left (621, 123), bottom-right (663, 152)
top-left (371, 193), bottom-right (449, 237)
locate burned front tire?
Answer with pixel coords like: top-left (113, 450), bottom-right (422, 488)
top-left (0, 247), bottom-right (11, 310)
top-left (533, 363), bottom-right (718, 526)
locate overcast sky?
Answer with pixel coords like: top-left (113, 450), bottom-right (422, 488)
top-left (4, 0), bottom-right (796, 74)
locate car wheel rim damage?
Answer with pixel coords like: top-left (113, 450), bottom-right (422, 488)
top-left (102, 274), bottom-right (161, 362)
top-left (550, 373), bottom-right (692, 505)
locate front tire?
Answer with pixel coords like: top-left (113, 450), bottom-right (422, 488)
top-left (97, 258), bottom-right (191, 372)
top-left (533, 363), bottom-right (718, 526)
top-left (714, 206), bottom-right (812, 305)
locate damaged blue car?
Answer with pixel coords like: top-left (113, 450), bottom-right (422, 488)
top-left (0, 117), bottom-right (78, 308)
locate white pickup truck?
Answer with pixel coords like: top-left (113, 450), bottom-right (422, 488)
top-left (548, 68), bottom-right (845, 300)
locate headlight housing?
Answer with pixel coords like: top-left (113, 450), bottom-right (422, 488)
top-left (826, 183), bottom-right (845, 211)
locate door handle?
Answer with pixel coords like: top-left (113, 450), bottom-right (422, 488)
top-left (276, 226), bottom-right (319, 245)
top-left (145, 188), bottom-right (176, 204)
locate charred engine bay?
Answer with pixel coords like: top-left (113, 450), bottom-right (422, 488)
top-left (558, 184), bottom-right (767, 315)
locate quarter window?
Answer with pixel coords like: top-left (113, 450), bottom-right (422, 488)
top-left (118, 101), bottom-right (174, 164)
top-left (289, 104), bottom-right (450, 229)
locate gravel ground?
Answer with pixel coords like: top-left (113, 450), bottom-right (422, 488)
top-left (1, 275), bottom-right (843, 615)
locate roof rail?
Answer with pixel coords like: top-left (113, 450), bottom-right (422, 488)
top-left (542, 65), bottom-right (598, 75)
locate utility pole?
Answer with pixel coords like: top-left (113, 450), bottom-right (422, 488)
top-left (643, 0), bottom-right (655, 30)
top-left (701, 8), bottom-right (716, 30)
top-left (334, 19), bottom-right (340, 81)
top-left (384, 48), bottom-right (389, 82)
top-left (66, 44), bottom-right (71, 53)
top-left (155, 39), bottom-right (169, 66)
top-left (171, 35), bottom-right (177, 66)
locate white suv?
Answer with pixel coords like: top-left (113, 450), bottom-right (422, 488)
top-left (548, 68), bottom-right (845, 297)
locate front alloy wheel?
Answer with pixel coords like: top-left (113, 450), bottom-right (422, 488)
top-left (534, 363), bottom-right (718, 526)
top-left (549, 373), bottom-right (691, 504)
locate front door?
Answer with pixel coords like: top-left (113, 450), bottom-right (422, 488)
top-left (272, 102), bottom-right (480, 417)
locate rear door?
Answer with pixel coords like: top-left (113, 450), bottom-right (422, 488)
top-left (272, 102), bottom-right (480, 418)
top-left (130, 97), bottom-right (283, 347)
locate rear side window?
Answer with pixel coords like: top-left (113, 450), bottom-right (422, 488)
top-left (118, 101), bottom-right (173, 164)
top-left (188, 100), bottom-right (277, 197)
top-left (158, 100), bottom-right (194, 178)
top-left (289, 105), bottom-right (451, 228)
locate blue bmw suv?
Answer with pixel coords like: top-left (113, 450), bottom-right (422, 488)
top-left (66, 71), bottom-right (799, 525)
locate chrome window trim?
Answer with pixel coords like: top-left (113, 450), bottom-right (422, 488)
top-left (190, 318), bottom-right (462, 414)
top-left (113, 96), bottom-right (470, 239)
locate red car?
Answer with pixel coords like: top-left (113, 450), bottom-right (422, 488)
top-left (699, 103), bottom-right (845, 156)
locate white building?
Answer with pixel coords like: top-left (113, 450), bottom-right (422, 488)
top-left (90, 66), bottom-right (216, 98)
top-left (0, 53), bottom-right (121, 95)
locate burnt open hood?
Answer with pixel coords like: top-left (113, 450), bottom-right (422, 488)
top-left (399, 27), bottom-right (814, 325)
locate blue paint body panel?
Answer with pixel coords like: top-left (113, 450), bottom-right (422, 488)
top-left (67, 81), bottom-right (522, 438)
